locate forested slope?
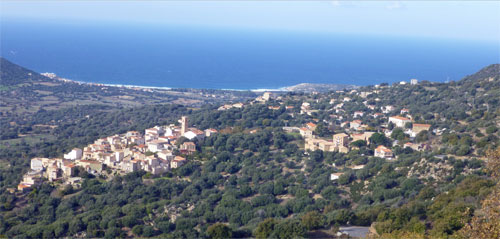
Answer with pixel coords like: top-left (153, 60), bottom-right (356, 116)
top-left (0, 63), bottom-right (498, 238)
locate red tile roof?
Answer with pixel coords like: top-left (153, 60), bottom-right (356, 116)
top-left (390, 116), bottom-right (411, 121)
top-left (376, 145), bottom-right (393, 153)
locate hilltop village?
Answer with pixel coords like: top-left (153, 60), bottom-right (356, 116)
top-left (18, 79), bottom-right (444, 192)
top-left (18, 116), bottom-right (217, 191)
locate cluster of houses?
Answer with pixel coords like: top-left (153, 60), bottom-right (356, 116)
top-left (299, 115), bottom-right (431, 160)
top-left (304, 132), bottom-right (350, 153)
top-left (296, 94), bottom-right (433, 161)
top-left (17, 116), bottom-right (217, 192)
top-left (216, 88), bottom-right (437, 186)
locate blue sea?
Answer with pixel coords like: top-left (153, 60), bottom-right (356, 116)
top-left (1, 19), bottom-right (499, 90)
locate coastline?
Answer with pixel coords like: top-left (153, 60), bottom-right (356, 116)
top-left (41, 73), bottom-right (174, 90)
top-left (41, 72), bottom-right (292, 92)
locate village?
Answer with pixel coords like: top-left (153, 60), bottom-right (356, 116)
top-left (18, 80), bottom-right (440, 192)
top-left (17, 116), bottom-right (217, 192)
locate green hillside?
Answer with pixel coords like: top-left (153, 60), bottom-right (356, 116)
top-left (0, 61), bottom-right (498, 238)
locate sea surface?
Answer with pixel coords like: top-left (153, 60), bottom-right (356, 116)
top-left (1, 19), bottom-right (499, 90)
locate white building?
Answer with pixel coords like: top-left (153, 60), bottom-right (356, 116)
top-left (299, 128), bottom-right (313, 138)
top-left (158, 149), bottom-right (174, 161)
top-left (262, 92), bottom-right (272, 101)
top-left (122, 160), bottom-right (139, 173)
top-left (145, 127), bottom-right (164, 137)
top-left (388, 116), bottom-right (412, 128)
top-left (374, 145), bottom-right (394, 159)
top-left (184, 129), bottom-right (205, 141)
top-left (171, 156), bottom-right (186, 169)
top-left (410, 79), bottom-right (418, 85)
top-left (30, 158), bottom-right (44, 171)
top-left (330, 173), bottom-right (343, 181)
top-left (381, 105), bottom-right (395, 114)
top-left (147, 140), bottom-right (166, 153)
top-left (205, 128), bottom-right (218, 137)
top-left (115, 151), bottom-right (124, 162)
top-left (63, 148), bottom-right (83, 160)
top-left (353, 111), bottom-right (364, 118)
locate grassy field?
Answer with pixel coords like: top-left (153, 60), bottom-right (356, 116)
top-left (0, 134), bottom-right (56, 149)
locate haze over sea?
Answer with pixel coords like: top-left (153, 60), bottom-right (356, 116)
top-left (1, 20), bottom-right (499, 90)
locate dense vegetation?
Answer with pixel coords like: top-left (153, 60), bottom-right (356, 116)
top-left (0, 62), bottom-right (498, 238)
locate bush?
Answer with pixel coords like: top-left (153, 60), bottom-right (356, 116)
top-left (301, 211), bottom-right (325, 230)
top-left (207, 223), bottom-right (233, 239)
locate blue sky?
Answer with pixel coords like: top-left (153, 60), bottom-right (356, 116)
top-left (1, 1), bottom-right (499, 43)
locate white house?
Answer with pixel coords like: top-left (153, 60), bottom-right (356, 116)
top-left (31, 158), bottom-right (44, 171)
top-left (330, 173), bottom-right (343, 181)
top-left (171, 156), bottom-right (186, 169)
top-left (205, 128), bottom-right (218, 137)
top-left (115, 151), bottom-right (124, 162)
top-left (184, 129), bottom-right (205, 140)
top-left (350, 120), bottom-right (362, 129)
top-left (158, 149), bottom-right (174, 161)
top-left (388, 116), bottom-right (412, 128)
top-left (147, 140), bottom-right (167, 153)
top-left (122, 160), bottom-right (139, 173)
top-left (353, 111), bottom-right (364, 118)
top-left (400, 108), bottom-right (410, 115)
top-left (299, 128), bottom-right (313, 138)
top-left (374, 145), bottom-right (394, 159)
top-left (129, 136), bottom-right (145, 145)
top-left (381, 105), bottom-right (395, 114)
top-left (63, 148), bottom-right (83, 160)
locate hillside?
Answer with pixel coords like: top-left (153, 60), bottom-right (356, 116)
top-left (0, 57), bottom-right (53, 86)
top-left (459, 64), bottom-right (500, 83)
top-left (0, 57), bottom-right (256, 117)
top-left (0, 63), bottom-right (498, 239)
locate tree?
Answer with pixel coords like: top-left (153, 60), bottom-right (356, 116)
top-left (486, 126), bottom-right (498, 134)
top-left (351, 140), bottom-right (367, 148)
top-left (86, 221), bottom-right (100, 238)
top-left (338, 171), bottom-right (354, 185)
top-left (391, 128), bottom-right (406, 141)
top-left (404, 122), bottom-right (412, 129)
top-left (370, 133), bottom-right (391, 147)
top-left (142, 225), bottom-right (156, 237)
top-left (53, 222), bottom-right (68, 238)
top-left (254, 218), bottom-right (276, 239)
top-left (207, 223), bottom-right (233, 239)
top-left (104, 227), bottom-right (122, 239)
top-left (273, 219), bottom-right (306, 238)
top-left (68, 218), bottom-right (84, 235)
top-left (121, 215), bottom-right (138, 228)
top-left (415, 130), bottom-right (429, 143)
top-left (301, 211), bottom-right (325, 230)
top-left (314, 123), bottom-right (328, 137)
top-left (132, 225), bottom-right (143, 236)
